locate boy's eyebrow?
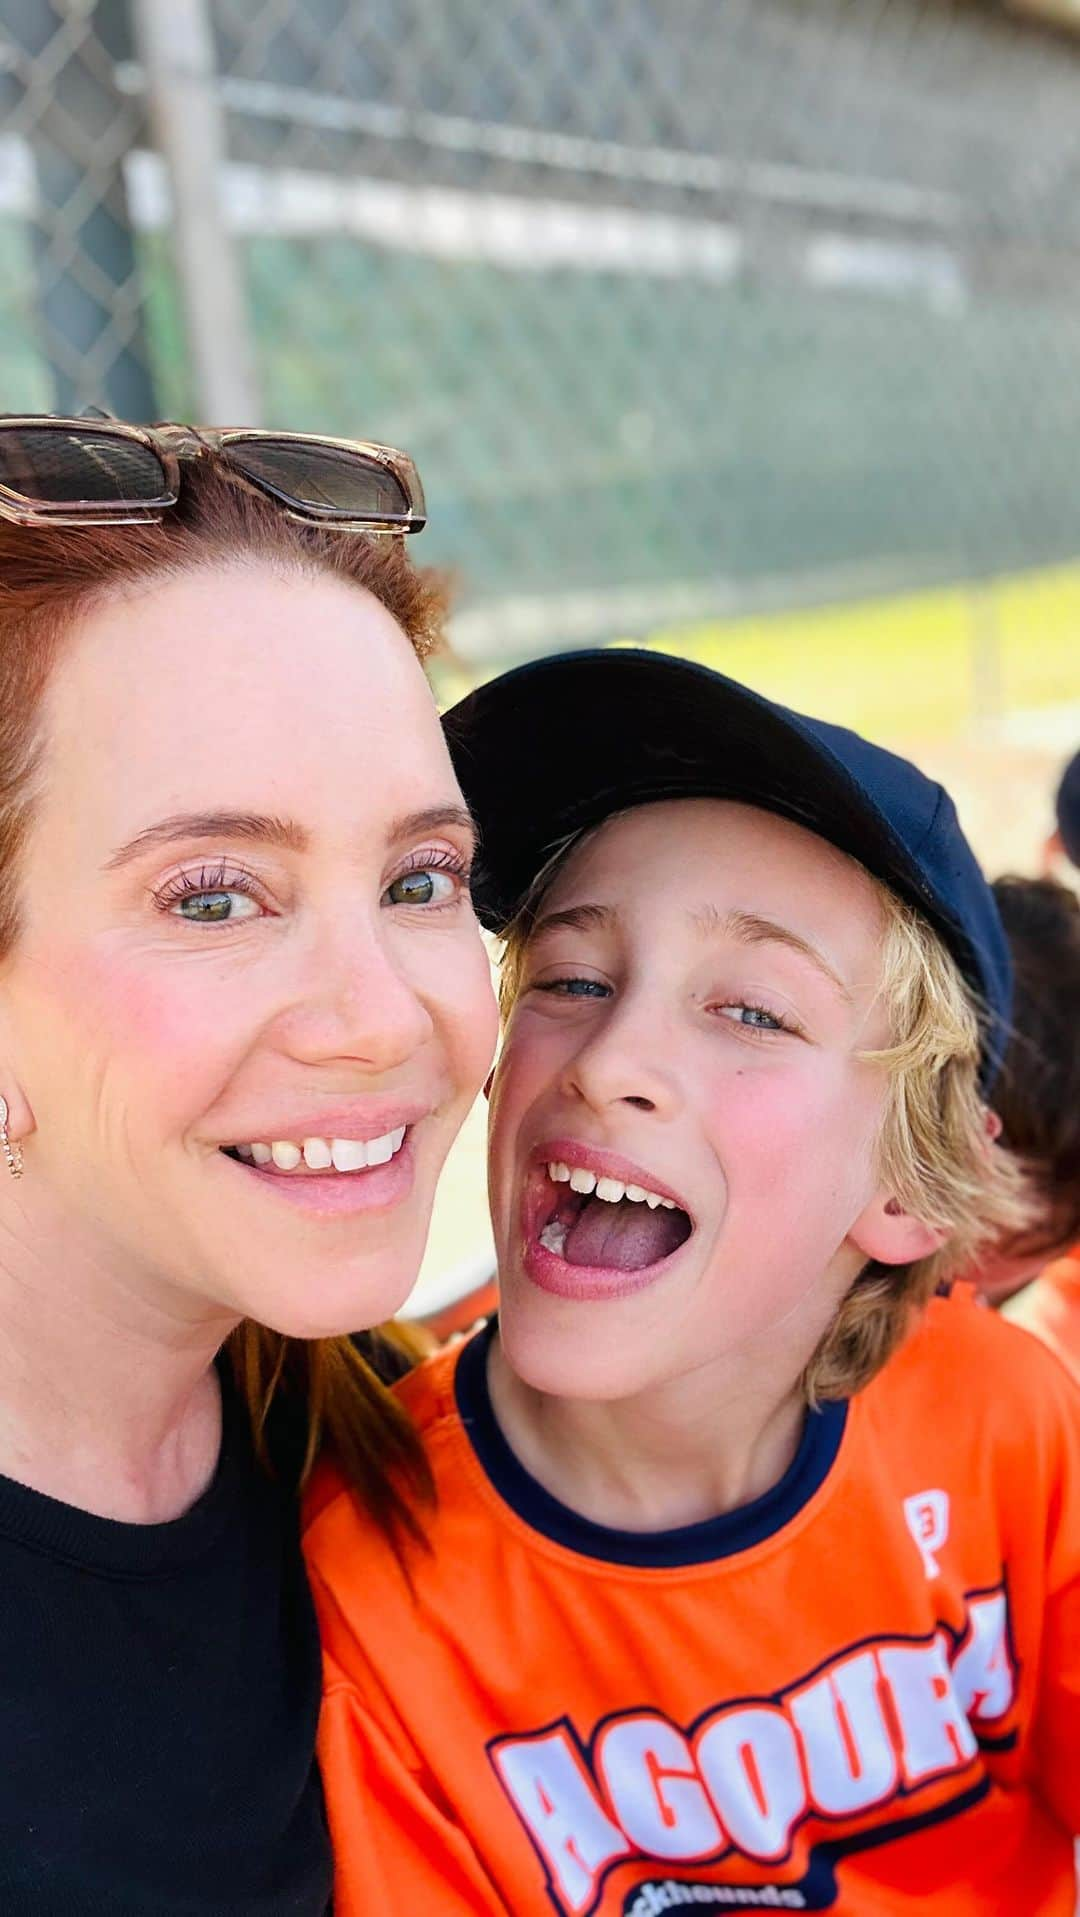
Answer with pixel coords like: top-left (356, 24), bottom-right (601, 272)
top-left (104, 803), bottom-right (475, 871)
top-left (529, 902), bottom-right (613, 941)
top-left (692, 905), bottom-right (855, 1003)
top-left (529, 899), bottom-right (854, 1003)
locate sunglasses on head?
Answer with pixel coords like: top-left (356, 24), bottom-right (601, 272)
top-left (0, 416), bottom-right (426, 533)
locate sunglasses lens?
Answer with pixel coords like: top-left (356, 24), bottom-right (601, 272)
top-left (226, 439), bottom-right (413, 520)
top-left (0, 427), bottom-right (168, 506)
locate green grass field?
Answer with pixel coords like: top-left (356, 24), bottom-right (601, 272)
top-left (635, 563), bottom-right (1080, 744)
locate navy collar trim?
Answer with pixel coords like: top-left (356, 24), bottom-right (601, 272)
top-left (454, 1320), bottom-right (848, 1569)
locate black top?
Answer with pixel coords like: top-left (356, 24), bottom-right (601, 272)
top-left (0, 1359), bottom-right (331, 1915)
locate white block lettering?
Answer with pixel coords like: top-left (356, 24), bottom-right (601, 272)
top-left (596, 1714), bottom-right (724, 1860)
top-left (790, 1651), bottom-right (899, 1815)
top-left (696, 1705), bottom-right (806, 1862)
top-left (951, 1593), bottom-right (1015, 1724)
top-left (878, 1638), bottom-right (977, 1786)
top-left (492, 1729), bottom-right (630, 1912)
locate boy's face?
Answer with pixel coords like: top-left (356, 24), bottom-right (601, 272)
top-left (487, 799), bottom-right (902, 1400)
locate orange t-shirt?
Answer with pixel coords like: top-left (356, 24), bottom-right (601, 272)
top-left (304, 1291), bottom-right (1080, 1916)
top-left (1004, 1246), bottom-right (1080, 1386)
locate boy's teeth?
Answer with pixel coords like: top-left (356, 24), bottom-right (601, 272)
top-left (595, 1176), bottom-right (625, 1203)
top-left (547, 1162), bottom-right (678, 1211)
top-left (239, 1128), bottom-right (409, 1173)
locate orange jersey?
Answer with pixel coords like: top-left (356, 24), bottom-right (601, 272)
top-left (305, 1291), bottom-right (1080, 1916)
top-left (1004, 1246), bottom-right (1080, 1386)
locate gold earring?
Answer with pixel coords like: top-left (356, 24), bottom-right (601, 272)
top-left (0, 1096), bottom-right (23, 1179)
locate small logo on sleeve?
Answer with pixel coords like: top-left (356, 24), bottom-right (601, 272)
top-left (902, 1490), bottom-right (949, 1578)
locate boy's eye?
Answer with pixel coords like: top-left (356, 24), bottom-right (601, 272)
top-left (535, 976), bottom-right (610, 998)
top-left (174, 888), bottom-right (261, 924)
top-left (715, 1002), bottom-right (787, 1031)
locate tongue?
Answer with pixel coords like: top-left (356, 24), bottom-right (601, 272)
top-left (563, 1195), bottom-right (690, 1272)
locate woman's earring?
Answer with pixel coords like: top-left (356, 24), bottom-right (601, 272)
top-left (0, 1096), bottom-right (23, 1179)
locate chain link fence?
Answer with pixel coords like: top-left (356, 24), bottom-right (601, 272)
top-left (4, 0), bottom-right (1080, 657)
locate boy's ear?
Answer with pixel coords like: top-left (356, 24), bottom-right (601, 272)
top-left (849, 1190), bottom-right (947, 1267)
top-left (1041, 827), bottom-right (1064, 876)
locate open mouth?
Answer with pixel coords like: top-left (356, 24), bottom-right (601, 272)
top-left (531, 1157), bottom-right (694, 1275)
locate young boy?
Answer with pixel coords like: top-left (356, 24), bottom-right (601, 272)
top-left (305, 651), bottom-right (1080, 1915)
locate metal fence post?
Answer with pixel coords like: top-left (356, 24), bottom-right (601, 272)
top-left (130, 0), bottom-right (259, 422)
top-left (1, 0), bottom-right (156, 417)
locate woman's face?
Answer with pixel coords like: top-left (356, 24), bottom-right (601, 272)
top-left (487, 799), bottom-right (902, 1401)
top-left (0, 562), bottom-right (497, 1336)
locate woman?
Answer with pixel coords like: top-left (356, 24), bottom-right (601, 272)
top-left (0, 417), bottom-right (497, 1912)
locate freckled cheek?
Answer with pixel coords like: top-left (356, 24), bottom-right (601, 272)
top-left (698, 1065), bottom-right (875, 1194)
top-left (28, 946), bottom-right (261, 1109)
top-left (487, 1028), bottom-right (568, 1199)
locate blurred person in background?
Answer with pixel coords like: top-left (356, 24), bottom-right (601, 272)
top-left (974, 876), bottom-right (1080, 1384)
top-left (1043, 747), bottom-right (1080, 879)
top-left (971, 877), bottom-right (1080, 1314)
top-left (0, 418), bottom-right (497, 1914)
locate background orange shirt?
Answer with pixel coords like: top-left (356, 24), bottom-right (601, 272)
top-left (305, 1291), bottom-right (1080, 1916)
top-left (1004, 1246), bottom-right (1080, 1386)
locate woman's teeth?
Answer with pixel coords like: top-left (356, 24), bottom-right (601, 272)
top-left (232, 1128), bottom-right (406, 1173)
top-left (546, 1161), bottom-right (676, 1210)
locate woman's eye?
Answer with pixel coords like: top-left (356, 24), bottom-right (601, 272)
top-left (384, 868), bottom-right (460, 908)
top-left (172, 889), bottom-right (260, 924)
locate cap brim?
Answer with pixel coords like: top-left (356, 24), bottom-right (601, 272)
top-left (447, 648), bottom-right (938, 938)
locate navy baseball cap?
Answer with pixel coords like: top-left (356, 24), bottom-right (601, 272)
top-left (1054, 748), bottom-right (1080, 867)
top-left (443, 648), bottom-right (1011, 1088)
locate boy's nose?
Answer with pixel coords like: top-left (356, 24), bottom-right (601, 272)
top-left (559, 1000), bottom-right (680, 1118)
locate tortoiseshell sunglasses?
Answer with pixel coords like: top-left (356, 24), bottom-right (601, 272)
top-left (0, 416), bottom-right (425, 533)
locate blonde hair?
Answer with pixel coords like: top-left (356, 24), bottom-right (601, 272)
top-left (497, 827), bottom-right (1030, 1402)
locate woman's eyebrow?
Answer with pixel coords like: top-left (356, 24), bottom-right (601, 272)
top-left (103, 811), bottom-right (306, 870)
top-left (104, 803), bottom-right (478, 873)
top-left (385, 804), bottom-right (478, 850)
top-left (691, 904), bottom-right (855, 1003)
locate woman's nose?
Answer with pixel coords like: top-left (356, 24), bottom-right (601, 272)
top-left (277, 922), bottom-right (435, 1074)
